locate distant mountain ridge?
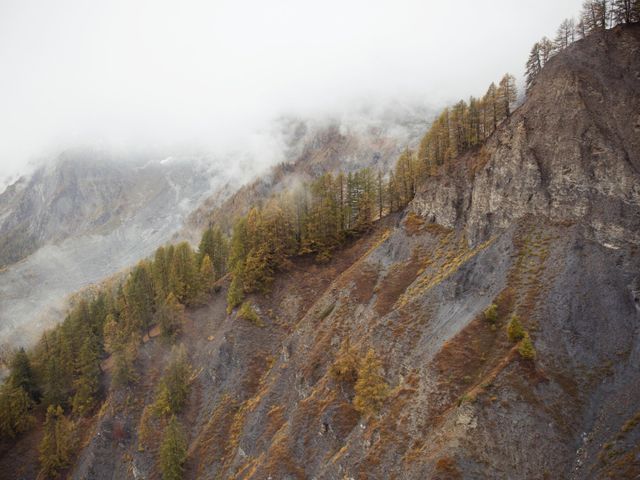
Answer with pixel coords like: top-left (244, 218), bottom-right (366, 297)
top-left (0, 150), bottom-right (225, 350)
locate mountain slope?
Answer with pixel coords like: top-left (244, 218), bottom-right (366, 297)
top-left (56, 24), bottom-right (640, 480)
top-left (185, 110), bottom-right (429, 233)
top-left (0, 151), bottom-right (227, 350)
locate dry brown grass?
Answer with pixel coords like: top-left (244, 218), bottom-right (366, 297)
top-left (375, 255), bottom-right (423, 317)
top-left (434, 456), bottom-right (463, 479)
top-left (404, 212), bottom-right (426, 235)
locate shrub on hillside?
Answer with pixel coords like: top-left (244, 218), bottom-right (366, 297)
top-left (483, 303), bottom-right (498, 324)
top-left (353, 348), bottom-right (389, 417)
top-left (518, 333), bottom-right (536, 360)
top-left (226, 275), bottom-right (244, 314)
top-left (330, 342), bottom-right (359, 384)
top-left (507, 315), bottom-right (525, 342)
top-left (237, 301), bottom-right (264, 327)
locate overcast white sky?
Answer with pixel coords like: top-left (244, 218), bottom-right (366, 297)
top-left (0, 0), bottom-right (583, 181)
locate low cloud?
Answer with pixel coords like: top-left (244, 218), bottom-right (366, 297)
top-left (0, 0), bottom-right (583, 183)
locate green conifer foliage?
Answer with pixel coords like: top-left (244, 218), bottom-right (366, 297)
top-left (154, 345), bottom-right (191, 416)
top-left (518, 333), bottom-right (537, 360)
top-left (9, 347), bottom-right (40, 401)
top-left (38, 405), bottom-right (75, 478)
top-left (71, 336), bottom-right (101, 416)
top-left (507, 315), bottom-right (525, 342)
top-left (157, 292), bottom-right (186, 340)
top-left (0, 384), bottom-right (35, 438)
top-left (160, 415), bottom-right (187, 480)
top-left (169, 242), bottom-right (199, 305)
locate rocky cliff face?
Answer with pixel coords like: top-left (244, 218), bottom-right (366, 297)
top-left (411, 25), bottom-right (640, 249)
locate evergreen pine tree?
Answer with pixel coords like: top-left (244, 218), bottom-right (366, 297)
top-left (525, 42), bottom-right (543, 93)
top-left (518, 332), bottom-right (537, 360)
top-left (154, 345), bottom-right (191, 416)
top-left (169, 242), bottom-right (199, 305)
top-left (507, 315), bottom-right (525, 342)
top-left (124, 261), bottom-right (155, 334)
top-left (152, 246), bottom-right (171, 303)
top-left (160, 415), bottom-right (187, 480)
top-left (555, 18), bottom-right (577, 50)
top-left (103, 313), bottom-right (120, 355)
top-left (157, 293), bottom-right (186, 340)
top-left (498, 74), bottom-right (517, 118)
top-left (71, 336), bottom-right (101, 416)
top-left (0, 384), bottom-right (35, 438)
top-left (9, 347), bottom-right (40, 401)
top-left (38, 405), bottom-right (75, 478)
top-left (112, 335), bottom-right (139, 388)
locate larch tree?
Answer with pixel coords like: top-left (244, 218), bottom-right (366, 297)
top-left (485, 83), bottom-right (499, 132)
top-left (0, 383), bottom-right (35, 438)
top-left (152, 246), bottom-right (171, 303)
top-left (124, 261), bottom-right (155, 334)
top-left (611, 0), bottom-right (640, 24)
top-left (71, 336), bottom-right (101, 416)
top-left (199, 254), bottom-right (215, 294)
top-left (555, 18), bottom-right (577, 50)
top-left (154, 345), bottom-right (191, 416)
top-left (160, 416), bottom-right (187, 480)
top-left (581, 0), bottom-right (609, 33)
top-left (498, 74), bottom-right (518, 118)
top-left (525, 42), bottom-right (543, 92)
top-left (539, 36), bottom-right (555, 64)
top-left (38, 405), bottom-right (75, 478)
top-left (157, 292), bottom-right (186, 340)
top-left (169, 242), bottom-right (199, 306)
top-left (353, 348), bottom-right (389, 417)
top-left (8, 347), bottom-right (40, 401)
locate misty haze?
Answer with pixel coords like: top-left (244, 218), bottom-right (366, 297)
top-left (1, 1), bottom-right (639, 479)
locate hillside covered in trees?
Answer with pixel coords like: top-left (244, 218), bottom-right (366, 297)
top-left (1, 2), bottom-right (639, 479)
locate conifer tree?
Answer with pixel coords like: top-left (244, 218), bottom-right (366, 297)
top-left (198, 226), bottom-right (229, 280)
top-left (112, 335), bottom-right (139, 388)
top-left (198, 227), bottom-right (215, 265)
top-left (154, 345), bottom-right (191, 416)
top-left (124, 261), bottom-right (155, 334)
top-left (71, 336), bottom-right (101, 416)
top-left (518, 332), bottom-right (537, 360)
top-left (555, 18), bottom-right (577, 50)
top-left (525, 42), bottom-right (543, 93)
top-left (0, 384), bottom-right (35, 438)
top-left (507, 315), bottom-right (525, 342)
top-left (581, 0), bottom-right (609, 33)
top-left (103, 313), bottom-right (120, 355)
top-left (210, 227), bottom-right (228, 279)
top-left (498, 74), bottom-right (517, 118)
top-left (169, 242), bottom-right (199, 305)
top-left (611, 0), bottom-right (640, 24)
top-left (353, 348), bottom-right (389, 417)
top-left (152, 246), bottom-right (171, 302)
top-left (160, 416), bottom-right (187, 480)
top-left (539, 36), bottom-right (555, 64)
top-left (199, 254), bottom-right (215, 294)
top-left (485, 82), bottom-right (499, 131)
top-left (38, 405), bottom-right (75, 478)
top-left (226, 274), bottom-right (244, 313)
top-left (9, 347), bottom-right (40, 401)
top-left (41, 331), bottom-right (74, 408)
top-left (157, 292), bottom-right (186, 340)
